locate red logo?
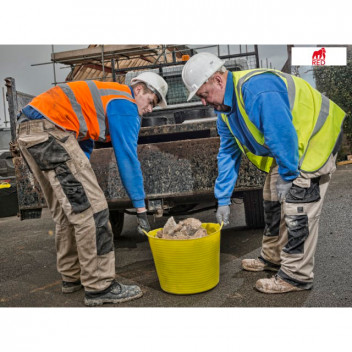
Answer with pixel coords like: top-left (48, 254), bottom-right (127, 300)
top-left (312, 47), bottom-right (326, 65)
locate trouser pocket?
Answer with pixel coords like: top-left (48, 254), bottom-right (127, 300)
top-left (94, 209), bottom-right (113, 256)
top-left (27, 135), bottom-right (71, 170)
top-left (286, 177), bottom-right (321, 203)
top-left (283, 214), bottom-right (309, 254)
top-left (55, 164), bottom-right (91, 213)
top-left (27, 133), bottom-right (91, 214)
top-left (283, 176), bottom-right (321, 254)
top-left (263, 200), bottom-right (281, 237)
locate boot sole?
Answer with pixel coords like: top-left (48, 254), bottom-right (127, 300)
top-left (242, 266), bottom-right (279, 272)
top-left (255, 284), bottom-right (305, 294)
top-left (84, 291), bottom-right (143, 306)
top-left (62, 285), bottom-right (83, 294)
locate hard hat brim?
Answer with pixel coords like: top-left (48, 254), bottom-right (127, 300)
top-left (187, 90), bottom-right (197, 102)
top-left (159, 97), bottom-right (167, 108)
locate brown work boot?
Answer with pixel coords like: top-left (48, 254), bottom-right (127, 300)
top-left (255, 275), bottom-right (306, 294)
top-left (241, 258), bottom-right (280, 272)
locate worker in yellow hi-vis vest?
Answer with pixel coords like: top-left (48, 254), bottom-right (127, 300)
top-left (182, 52), bottom-right (345, 294)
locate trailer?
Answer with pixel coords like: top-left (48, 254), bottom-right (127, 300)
top-left (5, 46), bottom-right (266, 238)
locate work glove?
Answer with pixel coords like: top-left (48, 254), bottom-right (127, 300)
top-left (136, 211), bottom-right (151, 235)
top-left (276, 175), bottom-right (293, 202)
top-left (216, 205), bottom-right (230, 226)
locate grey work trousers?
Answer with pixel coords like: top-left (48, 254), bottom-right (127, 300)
top-left (17, 119), bottom-right (115, 292)
top-left (260, 154), bottom-right (337, 289)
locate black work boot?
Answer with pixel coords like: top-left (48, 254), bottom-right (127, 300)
top-left (62, 280), bottom-right (82, 293)
top-left (84, 281), bottom-right (143, 307)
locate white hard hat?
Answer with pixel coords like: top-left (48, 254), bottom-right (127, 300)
top-left (182, 52), bottom-right (226, 101)
top-left (130, 72), bottom-right (168, 108)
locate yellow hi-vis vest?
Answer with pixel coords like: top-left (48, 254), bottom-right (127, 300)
top-left (221, 69), bottom-right (346, 173)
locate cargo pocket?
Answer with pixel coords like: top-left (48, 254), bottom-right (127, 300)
top-left (27, 135), bottom-right (71, 171)
top-left (94, 209), bottom-right (113, 256)
top-left (285, 177), bottom-right (321, 203)
top-left (283, 214), bottom-right (309, 254)
top-left (55, 164), bottom-right (91, 213)
top-left (263, 200), bottom-right (281, 237)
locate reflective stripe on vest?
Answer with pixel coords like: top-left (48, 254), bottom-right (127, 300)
top-left (222, 69), bottom-right (345, 173)
top-left (221, 114), bottom-right (274, 173)
top-left (55, 81), bottom-right (135, 142)
top-left (236, 69), bottom-right (296, 112)
top-left (58, 83), bottom-right (88, 137)
top-left (86, 81), bottom-right (105, 141)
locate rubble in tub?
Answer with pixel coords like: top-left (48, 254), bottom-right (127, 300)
top-left (156, 217), bottom-right (208, 239)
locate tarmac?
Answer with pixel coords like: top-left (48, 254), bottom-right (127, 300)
top-left (1, 164), bottom-right (352, 308)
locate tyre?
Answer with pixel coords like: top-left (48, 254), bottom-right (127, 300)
top-left (243, 189), bottom-right (265, 228)
top-left (109, 210), bottom-right (124, 240)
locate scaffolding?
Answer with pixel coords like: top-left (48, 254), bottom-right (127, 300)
top-left (32, 44), bottom-right (260, 106)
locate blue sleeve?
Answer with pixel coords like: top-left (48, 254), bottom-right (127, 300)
top-left (78, 139), bottom-right (94, 159)
top-left (242, 74), bottom-right (299, 181)
top-left (215, 115), bottom-right (242, 206)
top-left (22, 105), bottom-right (45, 120)
top-left (107, 99), bottom-right (146, 208)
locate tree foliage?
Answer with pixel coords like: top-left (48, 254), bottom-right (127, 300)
top-left (313, 46), bottom-right (352, 140)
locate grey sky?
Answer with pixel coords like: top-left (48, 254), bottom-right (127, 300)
top-left (0, 45), bottom-right (87, 95)
top-left (0, 45), bottom-right (87, 127)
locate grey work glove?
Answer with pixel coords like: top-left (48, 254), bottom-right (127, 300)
top-left (216, 205), bottom-right (230, 226)
top-left (276, 175), bottom-right (293, 202)
top-left (136, 211), bottom-right (151, 235)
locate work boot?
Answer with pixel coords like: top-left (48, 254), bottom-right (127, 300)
top-left (62, 280), bottom-right (82, 294)
top-left (241, 258), bottom-right (280, 272)
top-left (255, 275), bottom-right (306, 294)
top-left (84, 280), bottom-right (143, 307)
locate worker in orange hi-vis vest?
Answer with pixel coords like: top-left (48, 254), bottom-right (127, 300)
top-left (17, 72), bottom-right (168, 306)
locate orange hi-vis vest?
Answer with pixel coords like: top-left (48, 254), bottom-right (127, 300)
top-left (28, 80), bottom-right (137, 142)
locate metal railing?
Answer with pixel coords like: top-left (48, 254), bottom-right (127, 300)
top-left (30, 45), bottom-right (260, 107)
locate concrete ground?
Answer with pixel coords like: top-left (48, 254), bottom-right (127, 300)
top-left (1, 164), bottom-right (352, 308)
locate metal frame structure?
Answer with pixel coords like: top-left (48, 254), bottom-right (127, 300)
top-left (31, 44), bottom-right (260, 86)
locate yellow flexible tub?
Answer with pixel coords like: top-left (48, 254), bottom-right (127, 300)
top-left (146, 223), bottom-right (222, 294)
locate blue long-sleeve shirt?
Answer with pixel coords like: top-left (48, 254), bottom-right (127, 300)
top-left (215, 71), bottom-right (299, 206)
top-left (22, 89), bottom-right (146, 209)
top-left (106, 98), bottom-right (145, 208)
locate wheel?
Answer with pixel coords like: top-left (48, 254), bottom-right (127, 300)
top-left (243, 189), bottom-right (265, 228)
top-left (109, 210), bottom-right (124, 240)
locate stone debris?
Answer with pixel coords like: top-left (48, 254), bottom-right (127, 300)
top-left (157, 217), bottom-right (208, 240)
top-left (163, 216), bottom-right (178, 235)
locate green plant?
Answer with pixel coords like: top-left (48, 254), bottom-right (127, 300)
top-left (313, 46), bottom-right (352, 158)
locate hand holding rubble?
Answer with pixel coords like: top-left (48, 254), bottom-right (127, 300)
top-left (216, 205), bottom-right (230, 226)
top-left (136, 211), bottom-right (151, 235)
